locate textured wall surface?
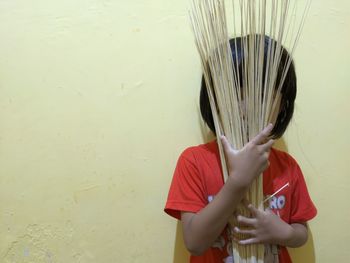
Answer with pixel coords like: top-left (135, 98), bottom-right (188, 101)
top-left (0, 0), bottom-right (349, 262)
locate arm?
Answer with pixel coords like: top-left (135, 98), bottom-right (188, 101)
top-left (287, 223), bottom-right (308, 248)
top-left (181, 178), bottom-right (247, 255)
top-left (182, 124), bottom-right (275, 256)
top-left (233, 205), bottom-right (308, 248)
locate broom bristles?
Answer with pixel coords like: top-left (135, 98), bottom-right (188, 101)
top-left (189, 0), bottom-right (311, 262)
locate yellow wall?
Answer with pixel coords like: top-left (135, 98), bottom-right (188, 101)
top-left (0, 1), bottom-right (349, 262)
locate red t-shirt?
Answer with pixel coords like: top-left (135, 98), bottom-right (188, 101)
top-left (164, 141), bottom-right (317, 263)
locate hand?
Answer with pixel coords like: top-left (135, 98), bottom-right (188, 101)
top-left (233, 204), bottom-right (293, 245)
top-left (221, 124), bottom-right (274, 188)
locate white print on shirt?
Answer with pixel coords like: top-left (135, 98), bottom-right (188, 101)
top-left (269, 195), bottom-right (286, 210)
top-left (223, 256), bottom-right (234, 263)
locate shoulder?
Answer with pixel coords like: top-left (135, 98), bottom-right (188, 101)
top-left (268, 148), bottom-right (303, 180)
top-left (269, 148), bottom-right (304, 185)
top-left (175, 141), bottom-right (221, 179)
top-left (179, 140), bottom-right (219, 164)
top-left (269, 147), bottom-right (299, 168)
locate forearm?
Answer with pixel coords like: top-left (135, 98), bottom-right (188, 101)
top-left (182, 177), bottom-right (247, 255)
top-left (279, 223), bottom-right (308, 248)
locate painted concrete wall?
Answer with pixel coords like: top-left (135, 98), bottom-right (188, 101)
top-left (0, 0), bottom-right (349, 262)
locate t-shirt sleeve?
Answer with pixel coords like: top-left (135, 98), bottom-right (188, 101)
top-left (290, 161), bottom-right (317, 224)
top-left (164, 149), bottom-right (207, 220)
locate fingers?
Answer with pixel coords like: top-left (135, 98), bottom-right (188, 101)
top-left (220, 135), bottom-right (238, 156)
top-left (237, 215), bottom-right (256, 227)
top-left (233, 226), bottom-right (255, 236)
top-left (238, 237), bottom-right (260, 245)
top-left (259, 139), bottom-right (275, 152)
top-left (220, 135), bottom-right (232, 153)
top-left (250, 124), bottom-right (274, 145)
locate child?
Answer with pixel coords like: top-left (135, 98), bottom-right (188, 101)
top-left (164, 37), bottom-right (317, 263)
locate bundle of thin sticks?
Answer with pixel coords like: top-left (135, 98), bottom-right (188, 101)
top-left (189, 0), bottom-right (310, 262)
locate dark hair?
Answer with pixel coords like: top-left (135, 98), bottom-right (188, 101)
top-left (200, 36), bottom-right (297, 139)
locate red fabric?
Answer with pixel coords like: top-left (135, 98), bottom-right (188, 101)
top-left (164, 141), bottom-right (317, 263)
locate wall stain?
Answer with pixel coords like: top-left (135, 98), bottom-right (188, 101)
top-left (2, 223), bottom-right (74, 263)
top-left (118, 81), bottom-right (144, 97)
top-left (73, 185), bottom-right (101, 203)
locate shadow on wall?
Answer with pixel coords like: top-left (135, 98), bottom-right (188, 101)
top-left (274, 139), bottom-right (316, 263)
top-left (173, 221), bottom-right (190, 263)
top-left (172, 135), bottom-right (316, 263)
top-left (289, 230), bottom-right (316, 263)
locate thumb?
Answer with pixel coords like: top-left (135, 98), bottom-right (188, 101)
top-left (220, 135), bottom-right (235, 154)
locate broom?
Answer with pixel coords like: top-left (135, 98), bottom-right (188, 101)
top-left (189, 0), bottom-right (311, 262)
